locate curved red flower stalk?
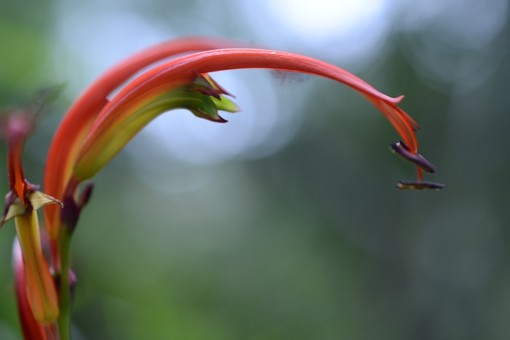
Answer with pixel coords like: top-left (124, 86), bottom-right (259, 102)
top-left (2, 37), bottom-right (442, 340)
top-left (44, 37), bottom-right (243, 240)
top-left (73, 48), bottom-right (422, 181)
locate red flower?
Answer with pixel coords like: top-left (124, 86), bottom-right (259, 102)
top-left (43, 38), bottom-right (442, 241)
top-left (0, 109), bottom-right (60, 324)
top-left (2, 37), bottom-right (442, 339)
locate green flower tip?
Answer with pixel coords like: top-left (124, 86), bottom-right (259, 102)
top-left (189, 74), bottom-right (240, 122)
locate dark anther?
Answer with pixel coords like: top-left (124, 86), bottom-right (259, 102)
top-left (390, 141), bottom-right (436, 173)
top-left (397, 181), bottom-right (445, 190)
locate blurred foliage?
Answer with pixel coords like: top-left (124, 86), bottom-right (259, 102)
top-left (1, 0), bottom-right (510, 339)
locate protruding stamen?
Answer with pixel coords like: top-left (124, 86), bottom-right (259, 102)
top-left (397, 181), bottom-right (445, 190)
top-left (390, 141), bottom-right (436, 173)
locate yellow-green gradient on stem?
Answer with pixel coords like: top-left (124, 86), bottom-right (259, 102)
top-left (13, 239), bottom-right (58, 340)
top-left (72, 76), bottom-right (238, 181)
top-left (15, 209), bottom-right (59, 323)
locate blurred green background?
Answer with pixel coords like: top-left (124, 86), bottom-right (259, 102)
top-left (1, 0), bottom-right (509, 339)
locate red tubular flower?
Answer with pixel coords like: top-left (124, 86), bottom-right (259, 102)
top-left (43, 37), bottom-right (245, 241)
top-left (72, 48), bottom-right (427, 181)
top-left (43, 40), bottom-right (442, 241)
top-left (0, 110), bottom-right (60, 324)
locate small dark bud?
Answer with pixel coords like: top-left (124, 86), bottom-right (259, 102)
top-left (53, 269), bottom-right (78, 300)
top-left (78, 183), bottom-right (94, 208)
top-left (69, 270), bottom-right (78, 298)
top-left (61, 183), bottom-right (94, 234)
top-left (60, 194), bottom-right (80, 234)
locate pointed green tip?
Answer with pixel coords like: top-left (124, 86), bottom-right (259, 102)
top-left (212, 96), bottom-right (240, 113)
